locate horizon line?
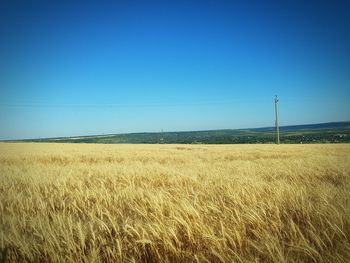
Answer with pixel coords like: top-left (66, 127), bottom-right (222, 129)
top-left (2, 120), bottom-right (349, 142)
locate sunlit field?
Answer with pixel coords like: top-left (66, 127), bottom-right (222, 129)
top-left (1, 143), bottom-right (350, 262)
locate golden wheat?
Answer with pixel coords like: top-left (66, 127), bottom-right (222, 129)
top-left (0, 143), bottom-right (350, 262)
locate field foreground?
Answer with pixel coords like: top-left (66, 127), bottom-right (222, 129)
top-left (1, 143), bottom-right (350, 262)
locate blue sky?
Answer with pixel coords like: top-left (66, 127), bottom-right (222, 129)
top-left (0, 0), bottom-right (349, 139)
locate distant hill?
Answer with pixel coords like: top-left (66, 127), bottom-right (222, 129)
top-left (251, 121), bottom-right (350, 132)
top-left (9, 121), bottom-right (350, 144)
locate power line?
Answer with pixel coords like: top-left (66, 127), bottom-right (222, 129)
top-left (0, 98), bottom-right (272, 108)
top-left (275, 95), bottom-right (280, 144)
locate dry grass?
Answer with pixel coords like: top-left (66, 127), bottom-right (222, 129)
top-left (0, 143), bottom-right (350, 262)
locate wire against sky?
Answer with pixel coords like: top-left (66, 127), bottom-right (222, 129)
top-left (0, 96), bottom-right (341, 108)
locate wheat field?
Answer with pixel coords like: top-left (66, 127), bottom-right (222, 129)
top-left (0, 143), bottom-right (349, 262)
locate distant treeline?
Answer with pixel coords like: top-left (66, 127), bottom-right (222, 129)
top-left (12, 121), bottom-right (350, 144)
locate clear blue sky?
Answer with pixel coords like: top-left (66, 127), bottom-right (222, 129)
top-left (0, 0), bottom-right (349, 139)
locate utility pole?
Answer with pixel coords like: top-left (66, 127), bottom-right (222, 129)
top-left (274, 95), bottom-right (280, 144)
